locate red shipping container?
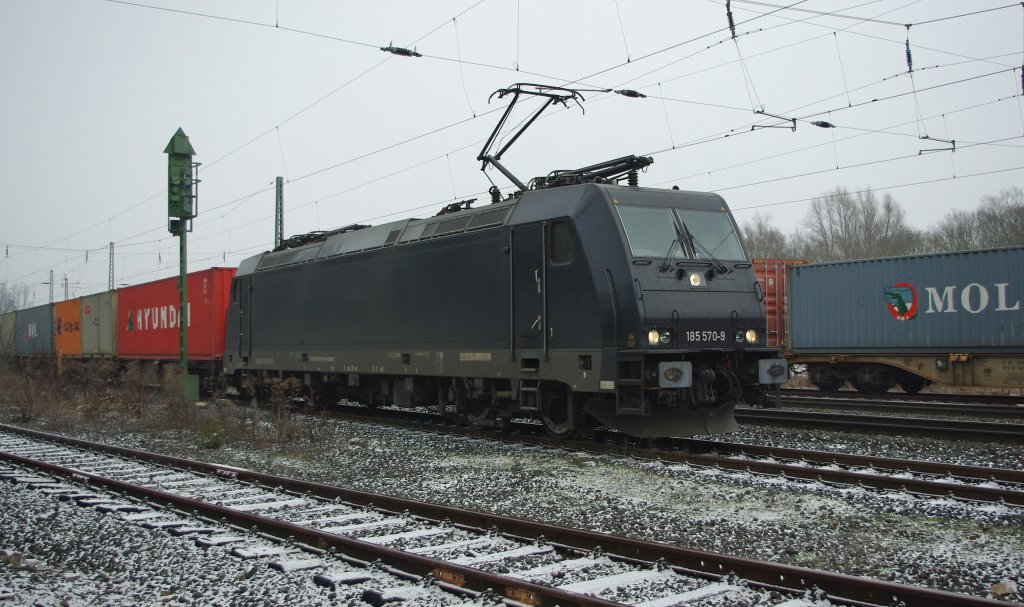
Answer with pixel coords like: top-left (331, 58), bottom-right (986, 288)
top-left (117, 267), bottom-right (235, 361)
top-left (752, 258), bottom-right (806, 348)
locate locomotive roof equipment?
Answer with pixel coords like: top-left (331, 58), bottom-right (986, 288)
top-left (477, 83), bottom-right (653, 194)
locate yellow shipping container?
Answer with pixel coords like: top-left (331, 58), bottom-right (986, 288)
top-left (54, 298), bottom-right (82, 357)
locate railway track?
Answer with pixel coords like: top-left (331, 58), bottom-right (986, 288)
top-left (0, 423), bottom-right (1011, 607)
top-left (735, 407), bottom-right (1024, 441)
top-left (331, 405), bottom-right (1024, 506)
top-left (782, 388), bottom-right (1024, 406)
top-left (679, 438), bottom-right (1024, 504)
top-left (779, 388), bottom-right (1024, 418)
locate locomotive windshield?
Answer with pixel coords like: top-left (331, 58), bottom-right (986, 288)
top-left (616, 206), bottom-right (746, 261)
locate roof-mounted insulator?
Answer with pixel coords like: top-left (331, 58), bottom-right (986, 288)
top-left (615, 89), bottom-right (646, 99)
top-left (435, 198), bottom-right (477, 216)
top-left (381, 42), bottom-right (421, 58)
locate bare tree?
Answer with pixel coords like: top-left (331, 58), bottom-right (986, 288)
top-left (864, 192), bottom-right (924, 257)
top-left (741, 212), bottom-right (792, 259)
top-left (976, 186), bottom-right (1024, 248)
top-left (0, 282), bottom-right (30, 314)
top-left (799, 187), bottom-right (920, 261)
top-left (924, 187), bottom-right (1024, 252)
top-left (800, 187), bottom-right (863, 261)
top-left (925, 209), bottom-right (980, 252)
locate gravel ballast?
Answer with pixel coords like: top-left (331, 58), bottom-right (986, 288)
top-left (1, 404), bottom-right (1022, 605)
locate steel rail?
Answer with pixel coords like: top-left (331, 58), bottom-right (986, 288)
top-left (0, 423), bottom-right (1013, 607)
top-left (781, 388), bottom-right (1024, 407)
top-left (302, 406), bottom-right (1024, 504)
top-left (735, 408), bottom-right (1024, 441)
top-left (681, 438), bottom-right (1024, 485)
top-left (778, 393), bottom-right (1024, 417)
top-left (0, 447), bottom-right (620, 607)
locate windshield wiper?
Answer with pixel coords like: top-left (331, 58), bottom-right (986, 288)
top-left (659, 238), bottom-right (680, 272)
top-left (688, 234), bottom-right (729, 274)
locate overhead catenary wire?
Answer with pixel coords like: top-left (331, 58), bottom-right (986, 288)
top-left (731, 163), bottom-right (1024, 214)
top-left (657, 83), bottom-right (677, 149)
top-left (30, 0), bottom-right (908, 260)
top-left (643, 66), bottom-right (1018, 158)
top-left (730, 0), bottom-right (1024, 29)
top-left (613, 0), bottom-right (632, 62)
top-left (833, 32), bottom-right (853, 107)
top-left (11, 59), bottom-right (1015, 294)
top-left (600, 0), bottom-right (1019, 133)
top-left (663, 93), bottom-right (1023, 187)
top-left (275, 127), bottom-right (290, 183)
top-left (904, 25), bottom-right (930, 138)
top-left (9, 1), bottom-right (1024, 300)
top-left (8, 53), bottom-right (1011, 274)
top-left (452, 18), bottom-right (477, 117)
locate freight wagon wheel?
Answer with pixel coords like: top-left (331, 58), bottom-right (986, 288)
top-left (808, 365), bottom-right (845, 393)
top-left (896, 372), bottom-right (928, 395)
top-left (849, 366), bottom-right (895, 395)
top-left (810, 375), bottom-right (845, 393)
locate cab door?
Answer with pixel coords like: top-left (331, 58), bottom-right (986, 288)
top-left (511, 224), bottom-right (545, 356)
top-left (236, 276), bottom-right (252, 362)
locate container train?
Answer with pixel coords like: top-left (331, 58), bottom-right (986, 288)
top-left (1, 268), bottom-right (234, 386)
top-left (225, 179), bottom-right (790, 439)
top-left (755, 247), bottom-right (1024, 395)
top-left (1, 182), bottom-right (790, 439)
top-left (1, 83), bottom-right (793, 438)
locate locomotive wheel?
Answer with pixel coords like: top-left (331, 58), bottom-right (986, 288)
top-left (448, 379), bottom-right (493, 426)
top-left (541, 386), bottom-right (576, 439)
top-left (463, 399), bottom-right (493, 425)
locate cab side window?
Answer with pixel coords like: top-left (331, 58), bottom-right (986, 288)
top-left (550, 221), bottom-right (573, 265)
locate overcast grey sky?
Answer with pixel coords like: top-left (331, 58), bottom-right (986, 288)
top-left (2, 0), bottom-right (1022, 306)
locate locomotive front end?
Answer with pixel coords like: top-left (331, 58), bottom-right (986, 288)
top-left (583, 187), bottom-right (788, 437)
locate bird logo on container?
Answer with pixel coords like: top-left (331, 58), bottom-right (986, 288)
top-left (883, 282), bottom-right (918, 321)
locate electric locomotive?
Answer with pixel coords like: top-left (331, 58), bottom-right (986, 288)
top-left (223, 84), bottom-right (788, 437)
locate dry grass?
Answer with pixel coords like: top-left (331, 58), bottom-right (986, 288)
top-left (0, 360), bottom-right (333, 452)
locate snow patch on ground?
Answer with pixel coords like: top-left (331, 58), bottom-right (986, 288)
top-left (2, 406), bottom-right (1022, 603)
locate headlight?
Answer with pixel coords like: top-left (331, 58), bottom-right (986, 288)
top-left (745, 329), bottom-right (758, 344)
top-left (647, 329), bottom-right (671, 346)
top-left (689, 272), bottom-right (704, 287)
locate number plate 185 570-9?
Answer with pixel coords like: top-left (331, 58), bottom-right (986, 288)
top-left (685, 330), bottom-right (727, 343)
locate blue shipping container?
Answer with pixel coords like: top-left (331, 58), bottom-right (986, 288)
top-left (788, 247), bottom-right (1023, 353)
top-left (14, 304), bottom-right (55, 356)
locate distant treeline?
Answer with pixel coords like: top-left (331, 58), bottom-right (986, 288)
top-left (741, 186), bottom-right (1024, 262)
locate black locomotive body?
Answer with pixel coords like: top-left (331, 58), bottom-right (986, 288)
top-left (225, 183), bottom-right (787, 437)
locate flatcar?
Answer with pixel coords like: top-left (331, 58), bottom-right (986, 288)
top-left (756, 248), bottom-right (1024, 394)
